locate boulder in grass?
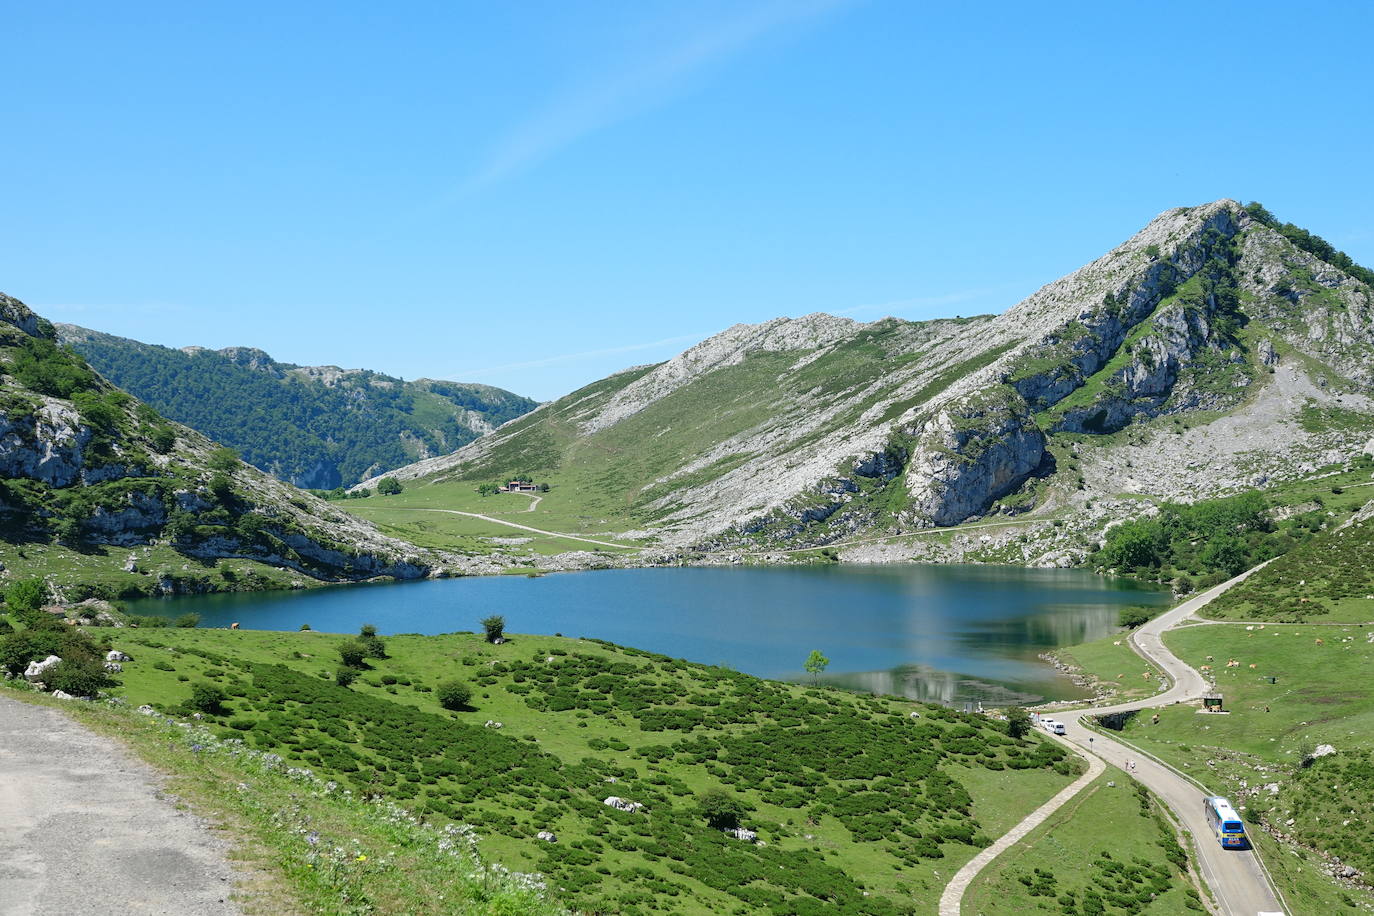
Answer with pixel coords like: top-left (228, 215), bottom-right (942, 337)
top-left (536, 831), bottom-right (557, 843)
top-left (106, 650), bottom-right (133, 663)
top-left (24, 655), bottom-right (62, 683)
top-left (603, 796), bottom-right (645, 813)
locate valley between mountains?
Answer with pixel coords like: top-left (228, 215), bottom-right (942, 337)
top-left (3, 198), bottom-right (1374, 915)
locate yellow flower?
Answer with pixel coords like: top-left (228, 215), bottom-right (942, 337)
top-left (356, 854), bottom-right (367, 862)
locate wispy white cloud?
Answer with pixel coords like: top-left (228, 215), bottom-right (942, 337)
top-left (449, 0), bottom-right (852, 198)
top-left (442, 331), bottom-right (706, 379)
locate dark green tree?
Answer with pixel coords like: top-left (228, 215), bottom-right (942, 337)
top-left (358, 624), bottom-right (386, 659)
top-left (697, 788), bottom-right (747, 830)
top-left (482, 615), bottom-right (506, 643)
top-left (338, 640), bottom-right (368, 669)
top-left (188, 682), bottom-right (228, 715)
top-left (1006, 707), bottom-right (1032, 739)
top-left (4, 578), bottom-right (47, 615)
top-left (436, 679), bottom-right (473, 710)
top-left (207, 447), bottom-right (240, 472)
top-left (377, 477), bottom-right (403, 496)
top-left (47, 658), bottom-right (114, 697)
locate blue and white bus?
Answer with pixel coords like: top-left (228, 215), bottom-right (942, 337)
top-left (1204, 796), bottom-right (1248, 849)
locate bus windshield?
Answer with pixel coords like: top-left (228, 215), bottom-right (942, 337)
top-left (1222, 821), bottom-right (1243, 833)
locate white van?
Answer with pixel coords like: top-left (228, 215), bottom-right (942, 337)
top-left (1041, 718), bottom-right (1066, 735)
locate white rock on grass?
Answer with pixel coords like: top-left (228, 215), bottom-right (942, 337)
top-left (603, 797), bottom-right (645, 813)
top-left (24, 655), bottom-right (61, 683)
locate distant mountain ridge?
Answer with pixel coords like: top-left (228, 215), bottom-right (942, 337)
top-left (56, 325), bottom-right (538, 488)
top-left (0, 293), bottom-right (463, 587)
top-left (359, 200), bottom-right (1374, 557)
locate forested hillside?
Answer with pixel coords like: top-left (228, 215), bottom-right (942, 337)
top-left (0, 293), bottom-right (459, 595)
top-left (58, 325), bottom-right (537, 488)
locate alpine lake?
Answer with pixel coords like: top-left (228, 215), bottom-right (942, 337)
top-left (124, 564), bottom-right (1170, 708)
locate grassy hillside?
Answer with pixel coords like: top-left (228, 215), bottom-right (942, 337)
top-left (1204, 507), bottom-right (1374, 622)
top-left (347, 201), bottom-right (1374, 567)
top-left (965, 776), bottom-right (1203, 916)
top-left (95, 626), bottom-right (1085, 915)
top-left (0, 293), bottom-right (454, 599)
top-left (58, 324), bottom-right (537, 488)
top-left (1062, 621), bottom-right (1374, 911)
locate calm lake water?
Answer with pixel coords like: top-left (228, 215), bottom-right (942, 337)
top-left (125, 565), bottom-right (1169, 707)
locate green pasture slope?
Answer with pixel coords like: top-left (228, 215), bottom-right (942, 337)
top-left (103, 627), bottom-right (1084, 915)
top-left (965, 776), bottom-right (1203, 916)
top-left (1061, 618), bottom-right (1374, 912)
top-left (344, 481), bottom-right (644, 556)
top-left (1204, 509), bottom-right (1374, 623)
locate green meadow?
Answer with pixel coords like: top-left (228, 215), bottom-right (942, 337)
top-left (100, 626), bottom-right (1086, 915)
top-left (965, 775), bottom-right (1202, 916)
top-left (1061, 621), bottom-right (1374, 912)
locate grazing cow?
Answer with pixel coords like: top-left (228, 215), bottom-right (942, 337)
top-left (230, 622), bottom-right (240, 630)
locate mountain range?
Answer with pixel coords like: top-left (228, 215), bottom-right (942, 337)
top-left (0, 294), bottom-right (500, 592)
top-left (4, 198), bottom-right (1373, 594)
top-left (56, 325), bottom-right (538, 489)
top-left (356, 200), bottom-right (1374, 558)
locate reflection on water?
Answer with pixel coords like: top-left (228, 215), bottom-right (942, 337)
top-left (123, 563), bottom-right (1168, 708)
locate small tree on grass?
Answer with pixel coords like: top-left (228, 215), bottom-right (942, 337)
top-left (207, 447), bottom-right (240, 472)
top-left (338, 640), bottom-right (368, 669)
top-left (335, 667), bottom-right (359, 687)
top-left (437, 679), bottom-right (472, 711)
top-left (1118, 606), bottom-right (1153, 628)
top-left (175, 613), bottom-right (200, 629)
top-left (359, 623), bottom-right (387, 658)
top-left (46, 658), bottom-right (113, 698)
top-left (3, 578), bottom-right (46, 616)
top-left (188, 682), bottom-right (227, 715)
top-left (482, 615), bottom-right (506, 643)
top-left (377, 477), bottom-right (403, 496)
top-left (803, 650), bottom-right (830, 685)
top-left (698, 788), bottom-right (747, 830)
top-left (1006, 706), bottom-right (1032, 739)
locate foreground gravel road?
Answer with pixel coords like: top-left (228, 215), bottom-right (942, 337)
top-left (0, 695), bottom-right (242, 916)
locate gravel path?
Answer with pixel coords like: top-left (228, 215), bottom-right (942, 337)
top-left (937, 735), bottom-right (1105, 915)
top-left (0, 696), bottom-right (242, 916)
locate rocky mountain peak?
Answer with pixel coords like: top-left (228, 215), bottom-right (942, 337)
top-left (215, 346), bottom-right (280, 373)
top-left (0, 292), bottom-right (55, 339)
top-left (577, 312), bottom-right (861, 434)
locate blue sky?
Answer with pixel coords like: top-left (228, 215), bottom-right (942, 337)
top-left (4, 1), bottom-right (1372, 400)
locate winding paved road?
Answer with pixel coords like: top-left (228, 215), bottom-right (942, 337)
top-left (0, 696), bottom-right (242, 916)
top-left (941, 566), bottom-right (1288, 916)
top-left (1057, 568), bottom-right (1287, 916)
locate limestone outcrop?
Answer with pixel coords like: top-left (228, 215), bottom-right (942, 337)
top-left (353, 200), bottom-right (1374, 550)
